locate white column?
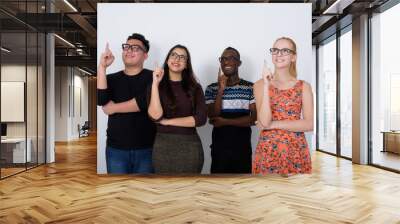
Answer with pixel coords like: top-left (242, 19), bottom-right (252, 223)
top-left (352, 14), bottom-right (369, 164)
top-left (46, 32), bottom-right (55, 163)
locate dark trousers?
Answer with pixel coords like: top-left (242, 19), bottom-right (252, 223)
top-left (210, 146), bottom-right (252, 174)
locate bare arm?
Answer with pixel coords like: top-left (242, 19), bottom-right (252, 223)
top-left (116, 100), bottom-right (140, 113)
top-left (207, 87), bottom-right (226, 118)
top-left (97, 65), bottom-right (107, 90)
top-left (97, 43), bottom-right (115, 106)
top-left (160, 116), bottom-right (195, 127)
top-left (147, 67), bottom-right (164, 120)
top-left (267, 82), bottom-right (314, 132)
top-left (148, 82), bottom-right (163, 120)
top-left (207, 69), bottom-right (227, 118)
top-left (254, 79), bottom-right (272, 128)
top-left (97, 43), bottom-right (113, 90)
top-left (102, 99), bottom-right (140, 115)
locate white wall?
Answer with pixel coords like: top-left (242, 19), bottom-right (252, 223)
top-left (72, 71), bottom-right (89, 138)
top-left (97, 3), bottom-right (313, 174)
top-left (55, 67), bottom-right (89, 141)
top-left (55, 67), bottom-right (69, 141)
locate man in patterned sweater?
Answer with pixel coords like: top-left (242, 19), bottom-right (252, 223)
top-left (205, 47), bottom-right (257, 173)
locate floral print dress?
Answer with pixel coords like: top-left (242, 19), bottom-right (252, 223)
top-left (252, 80), bottom-right (312, 175)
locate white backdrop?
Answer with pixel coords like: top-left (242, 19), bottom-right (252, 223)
top-left (97, 3), bottom-right (314, 174)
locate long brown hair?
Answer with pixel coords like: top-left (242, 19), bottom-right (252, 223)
top-left (159, 45), bottom-right (198, 114)
top-left (275, 37), bottom-right (297, 78)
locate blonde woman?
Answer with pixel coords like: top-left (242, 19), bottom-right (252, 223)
top-left (252, 37), bottom-right (313, 176)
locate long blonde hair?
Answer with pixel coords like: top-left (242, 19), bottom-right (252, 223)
top-left (274, 37), bottom-right (297, 78)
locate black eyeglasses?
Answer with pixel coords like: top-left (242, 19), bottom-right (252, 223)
top-left (219, 56), bottom-right (239, 63)
top-left (122, 44), bottom-right (145, 52)
top-left (169, 52), bottom-right (187, 61)
top-left (269, 48), bottom-right (295, 56)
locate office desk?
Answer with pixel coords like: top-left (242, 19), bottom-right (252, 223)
top-left (381, 131), bottom-right (400, 154)
top-left (1, 138), bottom-right (31, 163)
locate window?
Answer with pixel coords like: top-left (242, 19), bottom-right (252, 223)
top-left (0, 1), bottom-right (47, 179)
top-left (318, 36), bottom-right (337, 155)
top-left (370, 2), bottom-right (400, 171)
top-left (340, 28), bottom-right (352, 158)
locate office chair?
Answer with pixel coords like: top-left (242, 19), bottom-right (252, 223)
top-left (78, 121), bottom-right (90, 138)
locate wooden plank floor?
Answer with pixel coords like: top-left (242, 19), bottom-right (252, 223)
top-left (1, 167), bottom-right (26, 178)
top-left (372, 151), bottom-right (400, 171)
top-left (1, 134), bottom-right (400, 224)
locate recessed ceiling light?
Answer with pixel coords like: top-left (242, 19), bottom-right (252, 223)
top-left (63, 0), bottom-right (78, 12)
top-left (322, 0), bottom-right (354, 15)
top-left (1, 47), bottom-right (11, 53)
top-left (77, 67), bottom-right (92, 76)
top-left (54, 34), bottom-right (75, 48)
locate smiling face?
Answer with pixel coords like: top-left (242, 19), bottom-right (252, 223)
top-left (122, 38), bottom-right (148, 67)
top-left (271, 38), bottom-right (297, 70)
top-left (167, 47), bottom-right (188, 74)
top-left (219, 49), bottom-right (241, 77)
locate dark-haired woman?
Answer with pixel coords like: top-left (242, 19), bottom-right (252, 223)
top-left (148, 45), bottom-right (207, 174)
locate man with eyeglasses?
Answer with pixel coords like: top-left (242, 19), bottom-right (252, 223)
top-left (97, 33), bottom-right (156, 174)
top-left (205, 47), bottom-right (257, 174)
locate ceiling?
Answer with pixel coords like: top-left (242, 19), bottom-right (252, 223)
top-left (0, 0), bottom-right (391, 74)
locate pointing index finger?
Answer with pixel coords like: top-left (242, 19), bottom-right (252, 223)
top-left (154, 61), bottom-right (160, 70)
top-left (105, 42), bottom-right (110, 53)
top-left (263, 59), bottom-right (269, 70)
top-left (219, 67), bottom-right (225, 77)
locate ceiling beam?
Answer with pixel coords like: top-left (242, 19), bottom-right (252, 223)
top-left (55, 55), bottom-right (96, 71)
top-left (67, 13), bottom-right (97, 45)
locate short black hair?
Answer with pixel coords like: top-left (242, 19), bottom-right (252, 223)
top-left (223, 47), bottom-right (240, 59)
top-left (127, 33), bottom-right (150, 52)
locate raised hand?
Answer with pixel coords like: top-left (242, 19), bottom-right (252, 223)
top-left (262, 60), bottom-right (273, 84)
top-left (99, 43), bottom-right (115, 68)
top-left (152, 62), bottom-right (164, 85)
top-left (217, 67), bottom-right (228, 91)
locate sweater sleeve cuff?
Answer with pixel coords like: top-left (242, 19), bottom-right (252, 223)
top-left (97, 89), bottom-right (110, 106)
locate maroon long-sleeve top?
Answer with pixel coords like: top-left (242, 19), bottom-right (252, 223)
top-left (157, 80), bottom-right (207, 135)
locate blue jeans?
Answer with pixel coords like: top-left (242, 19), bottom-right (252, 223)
top-left (106, 146), bottom-right (154, 174)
